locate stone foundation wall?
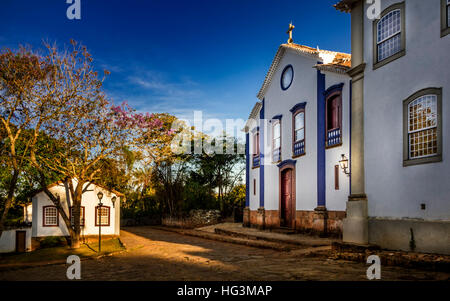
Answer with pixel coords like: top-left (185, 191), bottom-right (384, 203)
top-left (264, 210), bottom-right (280, 229)
top-left (246, 209), bottom-right (345, 236)
top-left (368, 218), bottom-right (450, 255)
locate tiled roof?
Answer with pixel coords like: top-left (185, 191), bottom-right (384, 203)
top-left (257, 43), bottom-right (351, 100)
top-left (243, 101), bottom-right (262, 132)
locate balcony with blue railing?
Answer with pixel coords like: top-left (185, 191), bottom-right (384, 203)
top-left (252, 155), bottom-right (260, 168)
top-left (273, 148), bottom-right (281, 163)
top-left (327, 128), bottom-right (341, 147)
top-left (293, 140), bottom-right (305, 157)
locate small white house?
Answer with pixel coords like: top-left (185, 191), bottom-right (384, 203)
top-left (31, 179), bottom-right (123, 240)
top-left (0, 179), bottom-right (124, 253)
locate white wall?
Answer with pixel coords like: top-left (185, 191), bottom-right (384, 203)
top-left (0, 228), bottom-right (32, 253)
top-left (363, 0), bottom-right (450, 220)
top-left (264, 50), bottom-right (319, 211)
top-left (32, 180), bottom-right (121, 237)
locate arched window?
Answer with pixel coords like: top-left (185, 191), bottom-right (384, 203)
top-left (290, 102), bottom-right (306, 158)
top-left (373, 3), bottom-right (405, 69)
top-left (272, 121), bottom-right (281, 162)
top-left (403, 88), bottom-right (442, 166)
top-left (293, 111), bottom-right (305, 157)
top-left (252, 129), bottom-right (260, 168)
top-left (326, 92), bottom-right (342, 148)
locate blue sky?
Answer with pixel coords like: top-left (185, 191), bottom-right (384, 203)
top-left (1, 0), bottom-right (350, 126)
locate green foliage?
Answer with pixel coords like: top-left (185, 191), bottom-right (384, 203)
top-left (39, 236), bottom-right (66, 249)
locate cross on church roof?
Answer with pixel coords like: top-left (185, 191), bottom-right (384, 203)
top-left (286, 22), bottom-right (295, 44)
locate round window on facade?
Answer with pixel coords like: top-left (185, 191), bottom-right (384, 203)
top-left (281, 65), bottom-right (294, 90)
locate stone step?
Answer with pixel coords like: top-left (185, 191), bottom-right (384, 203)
top-left (214, 227), bottom-right (328, 247)
top-left (151, 226), bottom-right (298, 251)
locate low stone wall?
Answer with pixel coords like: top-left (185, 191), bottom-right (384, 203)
top-left (162, 210), bottom-right (221, 229)
top-left (245, 208), bottom-right (345, 236)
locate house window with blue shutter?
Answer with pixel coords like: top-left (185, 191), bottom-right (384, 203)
top-left (252, 130), bottom-right (260, 168)
top-left (272, 121), bottom-right (281, 162)
top-left (290, 103), bottom-right (306, 157)
top-left (326, 91), bottom-right (342, 148)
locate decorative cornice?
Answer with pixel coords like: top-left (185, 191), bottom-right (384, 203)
top-left (243, 101), bottom-right (262, 132)
top-left (277, 159), bottom-right (297, 169)
top-left (314, 64), bottom-right (350, 75)
top-left (347, 63), bottom-right (366, 78)
top-left (272, 114), bottom-right (283, 120)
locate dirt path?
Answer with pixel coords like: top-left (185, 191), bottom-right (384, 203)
top-left (0, 227), bottom-right (448, 281)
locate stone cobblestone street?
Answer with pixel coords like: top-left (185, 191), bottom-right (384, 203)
top-left (0, 227), bottom-right (448, 281)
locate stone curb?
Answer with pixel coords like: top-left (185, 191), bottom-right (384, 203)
top-left (151, 226), bottom-right (296, 251)
top-left (214, 228), bottom-right (328, 247)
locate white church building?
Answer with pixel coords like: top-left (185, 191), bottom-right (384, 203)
top-left (243, 24), bottom-right (353, 236)
top-left (245, 0), bottom-right (450, 254)
top-left (334, 0), bottom-right (450, 254)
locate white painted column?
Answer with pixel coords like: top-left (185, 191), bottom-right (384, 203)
top-left (343, 0), bottom-right (369, 244)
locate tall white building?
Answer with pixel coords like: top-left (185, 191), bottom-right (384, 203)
top-left (243, 34), bottom-right (353, 236)
top-left (335, 0), bottom-right (450, 254)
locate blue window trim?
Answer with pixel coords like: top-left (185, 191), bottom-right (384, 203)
top-left (323, 83), bottom-right (344, 98)
top-left (280, 65), bottom-right (294, 91)
top-left (272, 114), bottom-right (283, 121)
top-left (245, 133), bottom-right (250, 207)
top-left (272, 116), bottom-right (282, 163)
top-left (259, 99), bottom-right (265, 208)
top-left (277, 159), bottom-right (296, 169)
top-left (290, 102), bottom-right (307, 113)
top-left (317, 66), bottom-right (326, 208)
top-left (324, 83), bottom-right (344, 148)
top-left (291, 102), bottom-right (307, 158)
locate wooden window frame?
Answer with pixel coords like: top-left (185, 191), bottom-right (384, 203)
top-left (292, 109), bottom-right (306, 158)
top-left (442, 0), bottom-right (450, 37)
top-left (42, 205), bottom-right (59, 227)
top-left (403, 88), bottom-right (443, 166)
top-left (325, 91), bottom-right (343, 149)
top-left (69, 206), bottom-right (85, 227)
top-left (272, 120), bottom-right (282, 163)
top-left (95, 206), bottom-right (111, 227)
top-left (252, 130), bottom-right (260, 169)
top-left (373, 2), bottom-right (406, 70)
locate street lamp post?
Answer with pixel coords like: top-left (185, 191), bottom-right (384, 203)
top-left (97, 191), bottom-right (104, 253)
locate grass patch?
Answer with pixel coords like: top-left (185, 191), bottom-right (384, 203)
top-left (0, 238), bottom-right (125, 266)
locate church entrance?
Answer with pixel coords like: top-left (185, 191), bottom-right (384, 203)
top-left (280, 168), bottom-right (294, 228)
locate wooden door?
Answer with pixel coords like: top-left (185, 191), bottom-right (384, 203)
top-left (281, 169), bottom-right (293, 228)
top-left (16, 231), bottom-right (26, 253)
